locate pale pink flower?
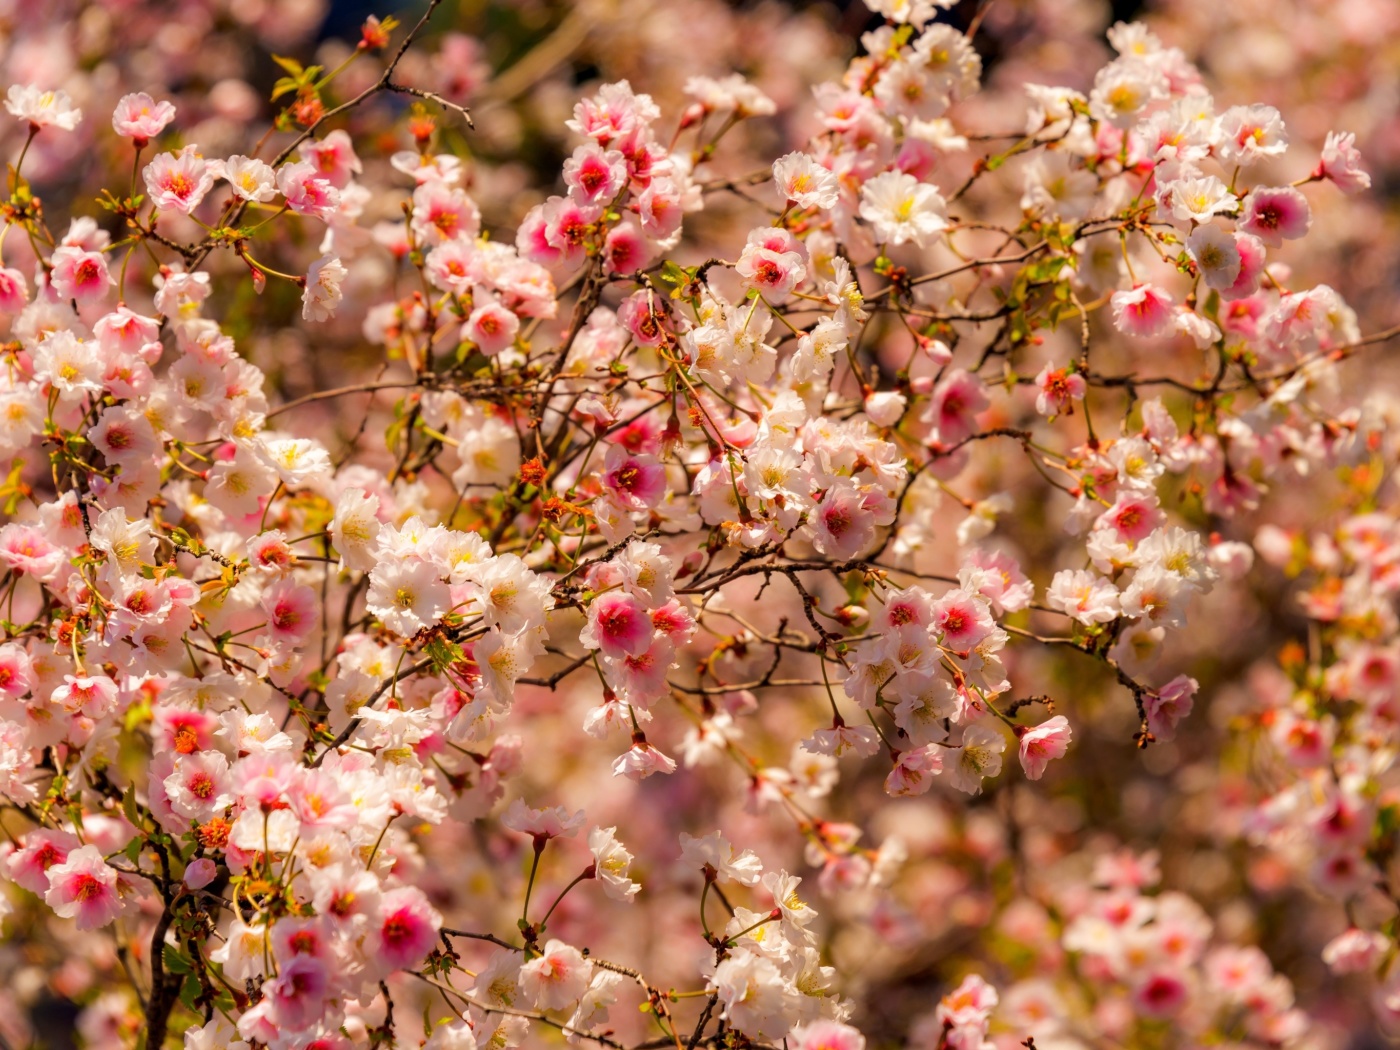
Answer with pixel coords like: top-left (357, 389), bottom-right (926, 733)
top-left (51, 674), bottom-right (118, 717)
top-left (163, 751), bottom-right (234, 824)
top-left (635, 178), bottom-right (684, 240)
top-left (300, 129), bottom-right (362, 189)
top-left (1144, 675), bottom-right (1197, 741)
top-left (261, 578), bottom-right (319, 646)
top-left (772, 151), bottom-right (840, 211)
top-left (864, 391), bottom-right (907, 427)
top-left (811, 478), bottom-right (879, 559)
top-left (0, 266), bottom-right (28, 312)
top-left (1034, 363), bottom-right (1086, 417)
top-left (1130, 969), bottom-right (1190, 1020)
top-left (678, 830), bottom-right (764, 885)
top-left (184, 858), bottom-right (218, 890)
top-left (582, 591), bottom-right (653, 658)
top-left (925, 369), bottom-right (989, 446)
top-left (519, 939), bottom-right (593, 1010)
top-left (1239, 186), bottom-right (1311, 247)
top-left (587, 826), bottom-right (640, 902)
top-left (736, 244), bottom-right (806, 299)
top-left (0, 524), bottom-right (65, 578)
top-left (48, 246), bottom-right (115, 306)
top-left (500, 799), bottom-right (586, 840)
top-left (111, 92), bottom-right (176, 144)
top-left (1017, 715), bottom-right (1072, 780)
top-left (44, 845), bottom-right (122, 930)
top-left (276, 161), bottom-right (340, 220)
top-left (806, 721), bottom-right (881, 759)
top-left (143, 146), bottom-right (215, 213)
top-left (374, 886), bottom-right (442, 971)
top-left (612, 736), bottom-right (678, 779)
top-left (1315, 131), bottom-right (1371, 194)
top-left (263, 955), bottom-right (330, 1030)
top-left (563, 144), bottom-right (628, 205)
top-left (885, 745), bottom-right (943, 796)
top-left (301, 254), bottom-right (347, 323)
top-left (791, 1022), bottom-right (866, 1050)
top-left (936, 974), bottom-right (999, 1027)
top-left (1322, 928), bottom-right (1389, 974)
top-left (216, 155), bottom-right (277, 202)
top-left (424, 240), bottom-right (479, 294)
top-left (5, 85), bottom-right (81, 131)
top-left (1046, 569), bottom-right (1120, 625)
top-left (602, 446), bottom-right (666, 510)
top-left (858, 170), bottom-right (947, 246)
top-left (1111, 283), bottom-right (1175, 338)
top-left (1222, 232), bottom-right (1268, 301)
top-left (5, 828), bottom-right (80, 894)
top-left (932, 589), bottom-right (994, 653)
top-left (617, 290), bottom-right (672, 347)
top-left (464, 296), bottom-right (520, 356)
top-left (412, 182), bottom-right (481, 245)
top-left (0, 643), bottom-right (34, 698)
top-left (1097, 495), bottom-right (1164, 544)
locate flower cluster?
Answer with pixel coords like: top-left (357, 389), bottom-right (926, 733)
top-left (0, 1), bottom-right (1392, 1048)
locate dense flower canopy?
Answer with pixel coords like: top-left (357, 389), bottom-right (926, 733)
top-left (0, 1), bottom-right (1397, 1049)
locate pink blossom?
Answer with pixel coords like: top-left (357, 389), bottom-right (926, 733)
top-left (617, 290), bottom-right (673, 347)
top-left (583, 591), bottom-right (653, 658)
top-left (735, 244), bottom-right (806, 299)
top-left (563, 144), bottom-right (628, 205)
top-left (184, 858), bottom-right (218, 890)
top-left (791, 1021), bottom-right (866, 1050)
top-left (44, 845), bottom-right (123, 930)
top-left (1239, 186), bottom-right (1311, 248)
top-left (612, 735), bottom-right (677, 779)
top-left (276, 162), bottom-right (341, 221)
top-left (5, 828), bottom-right (80, 894)
top-left (924, 369), bottom-right (989, 447)
top-left (374, 887), bottom-right (442, 971)
top-left (464, 297), bottom-right (520, 356)
top-left (885, 745), bottom-right (943, 796)
top-left (1130, 969), bottom-right (1190, 1019)
top-left (1017, 716), bottom-right (1072, 780)
top-left (936, 974), bottom-right (998, 1027)
top-left (300, 130), bottom-right (362, 189)
top-left (262, 579), bottom-right (319, 646)
top-left (143, 145), bottom-right (215, 213)
top-left (111, 92), bottom-right (176, 145)
top-left (519, 939), bottom-right (593, 1010)
top-left (602, 446), bottom-right (667, 510)
top-left (263, 954), bottom-right (330, 1029)
top-left (811, 479), bottom-right (879, 559)
top-left (500, 799), bottom-right (586, 840)
top-left (1322, 928), bottom-right (1389, 974)
top-left (0, 643), bottom-right (34, 699)
top-left (48, 246), bottom-right (115, 305)
top-left (1315, 131), bottom-right (1371, 194)
top-left (1111, 283), bottom-right (1175, 338)
top-left (1035, 363), bottom-right (1085, 416)
top-left (1144, 675), bottom-right (1197, 742)
top-left (0, 266), bottom-right (28, 312)
top-left (1097, 495), bottom-right (1165, 544)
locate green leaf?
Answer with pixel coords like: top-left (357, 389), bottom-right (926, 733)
top-left (163, 944), bottom-right (192, 975)
top-left (180, 973), bottom-right (203, 1012)
top-left (271, 77), bottom-right (301, 103)
top-left (271, 54), bottom-right (305, 77)
top-left (425, 635), bottom-right (465, 676)
top-left (658, 260), bottom-right (692, 289)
